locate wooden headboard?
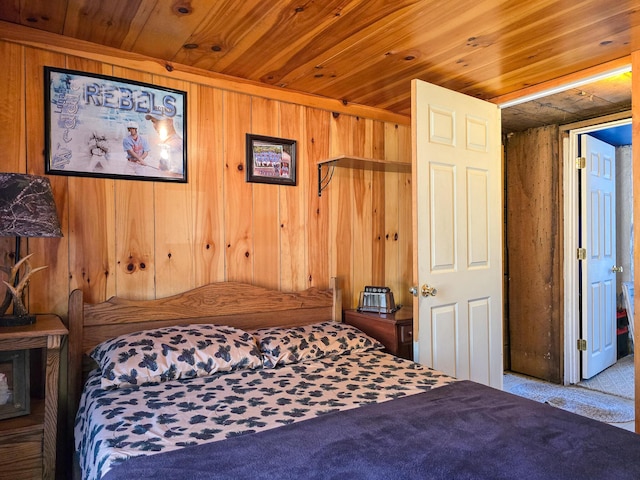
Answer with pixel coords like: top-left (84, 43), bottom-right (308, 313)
top-left (67, 278), bottom-right (341, 421)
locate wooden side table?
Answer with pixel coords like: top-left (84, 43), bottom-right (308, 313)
top-left (344, 308), bottom-right (413, 360)
top-left (0, 315), bottom-right (68, 480)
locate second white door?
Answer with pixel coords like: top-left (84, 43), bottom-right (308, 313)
top-left (581, 134), bottom-right (617, 379)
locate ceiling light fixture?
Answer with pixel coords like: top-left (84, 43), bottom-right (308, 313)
top-left (497, 64), bottom-right (631, 109)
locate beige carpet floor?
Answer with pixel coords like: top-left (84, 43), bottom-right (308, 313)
top-left (577, 354), bottom-right (634, 400)
top-left (504, 371), bottom-right (635, 424)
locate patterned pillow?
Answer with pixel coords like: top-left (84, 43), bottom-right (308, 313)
top-left (253, 321), bottom-right (384, 368)
top-left (90, 324), bottom-right (263, 388)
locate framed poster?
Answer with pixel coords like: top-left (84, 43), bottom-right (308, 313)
top-left (245, 134), bottom-right (296, 186)
top-left (44, 67), bottom-right (187, 182)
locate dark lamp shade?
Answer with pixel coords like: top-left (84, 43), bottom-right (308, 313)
top-left (0, 174), bottom-right (62, 238)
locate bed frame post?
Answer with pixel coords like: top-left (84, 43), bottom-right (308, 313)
top-left (330, 277), bottom-right (342, 322)
top-left (67, 289), bottom-right (84, 433)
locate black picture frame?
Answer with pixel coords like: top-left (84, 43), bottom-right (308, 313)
top-left (0, 350), bottom-right (30, 420)
top-left (245, 134), bottom-right (297, 186)
top-left (44, 66), bottom-right (187, 183)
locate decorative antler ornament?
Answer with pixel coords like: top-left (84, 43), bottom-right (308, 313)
top-left (0, 253), bottom-right (47, 323)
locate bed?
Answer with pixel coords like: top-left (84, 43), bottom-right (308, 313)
top-left (69, 279), bottom-right (640, 480)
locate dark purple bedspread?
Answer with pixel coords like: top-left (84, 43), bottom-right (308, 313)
top-left (102, 380), bottom-right (640, 480)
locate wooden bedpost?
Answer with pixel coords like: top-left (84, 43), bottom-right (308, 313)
top-left (67, 290), bottom-right (84, 434)
top-left (330, 277), bottom-right (342, 322)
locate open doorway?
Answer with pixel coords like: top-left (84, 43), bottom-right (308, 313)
top-left (501, 69), bottom-right (632, 386)
top-left (501, 68), bottom-right (635, 429)
top-left (563, 118), bottom-right (633, 386)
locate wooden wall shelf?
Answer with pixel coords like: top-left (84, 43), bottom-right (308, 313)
top-left (317, 155), bottom-right (411, 196)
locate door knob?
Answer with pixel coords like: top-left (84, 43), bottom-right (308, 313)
top-left (409, 286), bottom-right (419, 297)
top-left (421, 284), bottom-right (437, 297)
top-left (612, 265), bottom-right (624, 273)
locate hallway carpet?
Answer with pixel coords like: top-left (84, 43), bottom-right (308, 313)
top-left (504, 372), bottom-right (635, 424)
top-left (577, 354), bottom-right (634, 400)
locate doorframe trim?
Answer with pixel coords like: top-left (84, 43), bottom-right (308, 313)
top-left (562, 116), bottom-right (632, 385)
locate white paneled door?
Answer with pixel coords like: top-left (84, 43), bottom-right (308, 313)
top-left (412, 79), bottom-right (503, 388)
top-left (581, 134), bottom-right (617, 379)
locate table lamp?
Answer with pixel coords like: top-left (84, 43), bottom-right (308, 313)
top-left (0, 173), bottom-right (62, 327)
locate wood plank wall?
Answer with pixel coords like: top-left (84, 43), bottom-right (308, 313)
top-left (505, 126), bottom-right (563, 384)
top-left (0, 30), bottom-right (412, 321)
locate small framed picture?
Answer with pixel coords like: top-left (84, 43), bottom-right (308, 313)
top-left (0, 350), bottom-right (30, 420)
top-left (245, 134), bottom-right (296, 186)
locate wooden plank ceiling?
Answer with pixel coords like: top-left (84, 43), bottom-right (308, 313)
top-left (0, 0), bottom-right (637, 131)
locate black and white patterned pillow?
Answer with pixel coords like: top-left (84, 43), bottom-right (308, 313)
top-left (253, 321), bottom-right (384, 368)
top-left (90, 324), bottom-right (263, 388)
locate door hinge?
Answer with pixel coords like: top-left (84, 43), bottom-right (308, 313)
top-left (577, 248), bottom-right (586, 260)
top-left (576, 157), bottom-right (586, 169)
top-left (577, 339), bottom-right (587, 351)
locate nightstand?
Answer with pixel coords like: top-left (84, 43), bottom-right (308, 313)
top-left (0, 315), bottom-right (68, 480)
top-left (344, 308), bottom-right (413, 360)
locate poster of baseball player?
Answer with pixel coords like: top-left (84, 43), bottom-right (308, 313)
top-left (44, 67), bottom-right (187, 182)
